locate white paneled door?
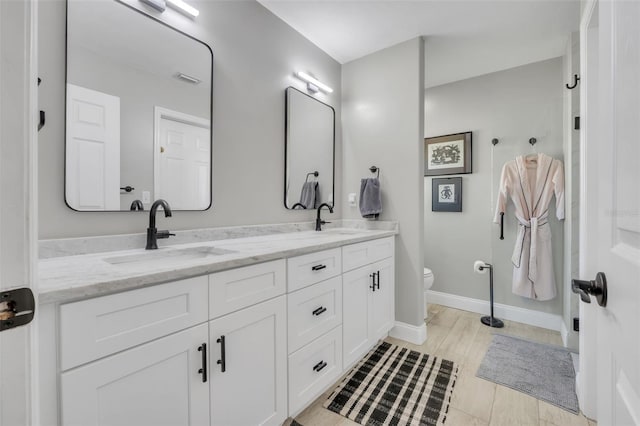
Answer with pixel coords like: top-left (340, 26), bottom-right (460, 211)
top-left (581, 0), bottom-right (640, 424)
top-left (154, 107), bottom-right (210, 210)
top-left (0, 0), bottom-right (38, 425)
top-left (65, 84), bottom-right (120, 211)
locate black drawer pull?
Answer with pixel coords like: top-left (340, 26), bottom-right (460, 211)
top-left (369, 273), bottom-right (376, 291)
top-left (313, 360), bottom-right (328, 372)
top-left (197, 343), bottom-right (207, 382)
top-left (311, 264), bottom-right (327, 271)
top-left (312, 306), bottom-right (327, 316)
top-left (375, 271), bottom-right (380, 290)
top-left (216, 335), bottom-right (226, 373)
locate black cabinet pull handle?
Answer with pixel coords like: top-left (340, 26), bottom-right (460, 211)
top-left (313, 360), bottom-right (328, 372)
top-left (311, 264), bottom-right (327, 271)
top-left (369, 273), bottom-right (376, 291)
top-left (216, 335), bottom-right (226, 373)
top-left (499, 212), bottom-right (505, 240)
top-left (312, 306), bottom-right (327, 316)
top-left (375, 271), bottom-right (380, 290)
top-left (197, 343), bottom-right (207, 382)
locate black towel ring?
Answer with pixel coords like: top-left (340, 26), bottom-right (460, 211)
top-left (369, 166), bottom-right (380, 178)
top-left (305, 171), bottom-right (319, 183)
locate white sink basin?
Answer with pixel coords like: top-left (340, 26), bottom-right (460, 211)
top-left (321, 229), bottom-right (366, 236)
top-left (104, 246), bottom-right (236, 266)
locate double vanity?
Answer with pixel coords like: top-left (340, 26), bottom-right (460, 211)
top-left (38, 223), bottom-right (397, 425)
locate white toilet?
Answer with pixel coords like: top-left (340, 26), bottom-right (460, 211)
top-left (423, 267), bottom-right (434, 318)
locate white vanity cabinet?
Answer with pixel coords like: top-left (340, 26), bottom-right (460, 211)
top-left (43, 234), bottom-right (396, 426)
top-left (61, 323), bottom-right (210, 426)
top-left (58, 277), bottom-right (210, 426)
top-left (342, 238), bottom-right (395, 368)
top-left (209, 296), bottom-right (287, 426)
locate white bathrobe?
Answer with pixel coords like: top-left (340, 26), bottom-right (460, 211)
top-left (494, 153), bottom-right (564, 300)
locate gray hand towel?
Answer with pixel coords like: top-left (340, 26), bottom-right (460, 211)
top-left (299, 181), bottom-right (319, 209)
top-left (359, 178), bottom-right (381, 219)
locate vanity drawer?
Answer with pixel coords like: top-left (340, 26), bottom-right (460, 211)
top-left (288, 276), bottom-right (342, 353)
top-left (60, 275), bottom-right (208, 370)
top-left (342, 237), bottom-right (394, 272)
top-left (287, 248), bottom-right (342, 292)
top-left (209, 259), bottom-right (286, 319)
top-left (288, 326), bottom-right (343, 416)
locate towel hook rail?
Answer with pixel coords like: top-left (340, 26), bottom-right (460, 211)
top-left (369, 166), bottom-right (380, 178)
top-left (305, 171), bottom-right (319, 183)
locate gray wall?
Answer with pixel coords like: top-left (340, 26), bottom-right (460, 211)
top-left (424, 58), bottom-right (565, 316)
top-left (342, 37), bottom-right (426, 328)
top-left (39, 0), bottom-right (341, 238)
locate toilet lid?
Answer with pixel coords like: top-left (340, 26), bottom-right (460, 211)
top-left (424, 267), bottom-right (433, 277)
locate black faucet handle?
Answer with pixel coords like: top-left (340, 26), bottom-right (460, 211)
top-left (156, 230), bottom-right (175, 239)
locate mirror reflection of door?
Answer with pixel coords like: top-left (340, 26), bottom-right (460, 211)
top-left (155, 108), bottom-right (211, 210)
top-left (65, 84), bottom-right (121, 211)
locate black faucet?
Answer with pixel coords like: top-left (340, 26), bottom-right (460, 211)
top-left (315, 203), bottom-right (334, 231)
top-left (146, 199), bottom-right (174, 250)
top-left (130, 200), bottom-right (144, 211)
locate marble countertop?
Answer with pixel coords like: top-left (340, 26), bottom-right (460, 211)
top-left (39, 227), bottom-right (397, 304)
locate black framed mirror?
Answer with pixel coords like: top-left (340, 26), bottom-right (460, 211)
top-left (65, 0), bottom-right (213, 211)
top-left (284, 87), bottom-right (335, 210)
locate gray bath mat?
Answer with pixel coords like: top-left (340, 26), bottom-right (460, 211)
top-left (324, 341), bottom-right (459, 425)
top-left (477, 334), bottom-right (578, 413)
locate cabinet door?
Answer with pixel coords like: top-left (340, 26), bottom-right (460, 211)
top-left (369, 257), bottom-right (395, 341)
top-left (61, 323), bottom-right (209, 426)
top-left (342, 265), bottom-right (373, 368)
top-left (209, 296), bottom-right (287, 426)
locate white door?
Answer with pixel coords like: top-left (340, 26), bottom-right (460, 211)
top-left (369, 258), bottom-right (395, 341)
top-left (209, 296), bottom-right (287, 426)
top-left (66, 84), bottom-right (120, 211)
top-left (60, 323), bottom-right (210, 426)
top-left (342, 265), bottom-right (372, 367)
top-left (155, 107), bottom-right (210, 210)
top-left (0, 0), bottom-right (38, 425)
top-left (580, 0), bottom-right (640, 424)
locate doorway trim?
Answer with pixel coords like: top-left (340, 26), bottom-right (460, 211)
top-left (577, 0), bottom-right (598, 419)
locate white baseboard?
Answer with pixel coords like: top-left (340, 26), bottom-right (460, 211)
top-left (560, 319), bottom-right (569, 347)
top-left (389, 321), bottom-right (427, 345)
top-left (426, 290), bottom-right (563, 332)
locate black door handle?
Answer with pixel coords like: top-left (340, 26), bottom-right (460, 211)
top-left (312, 360), bottom-right (327, 372)
top-left (572, 272), bottom-right (607, 307)
top-left (197, 343), bottom-right (207, 382)
top-left (216, 335), bottom-right (226, 372)
top-left (312, 264), bottom-right (327, 271)
top-left (312, 306), bottom-right (327, 316)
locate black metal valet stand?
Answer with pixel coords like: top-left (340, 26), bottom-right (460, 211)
top-left (479, 263), bottom-right (504, 328)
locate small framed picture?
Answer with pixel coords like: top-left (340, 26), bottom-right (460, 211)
top-left (424, 132), bottom-right (472, 176)
top-left (432, 177), bottom-right (462, 212)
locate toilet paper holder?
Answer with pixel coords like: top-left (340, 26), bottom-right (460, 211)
top-left (475, 261), bottom-right (504, 328)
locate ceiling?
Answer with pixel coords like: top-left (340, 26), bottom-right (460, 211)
top-left (258, 0), bottom-right (580, 87)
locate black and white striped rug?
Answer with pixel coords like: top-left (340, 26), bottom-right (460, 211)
top-left (324, 341), bottom-right (458, 426)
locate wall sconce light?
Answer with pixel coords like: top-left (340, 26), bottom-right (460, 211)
top-left (295, 71), bottom-right (333, 94)
top-left (140, 0), bottom-right (199, 18)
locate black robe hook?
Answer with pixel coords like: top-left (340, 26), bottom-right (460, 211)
top-left (566, 74), bottom-right (580, 90)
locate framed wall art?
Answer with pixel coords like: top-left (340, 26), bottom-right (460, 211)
top-left (432, 177), bottom-right (462, 212)
top-left (424, 132), bottom-right (472, 176)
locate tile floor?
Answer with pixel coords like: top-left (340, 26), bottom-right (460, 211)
top-left (289, 304), bottom-right (597, 426)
